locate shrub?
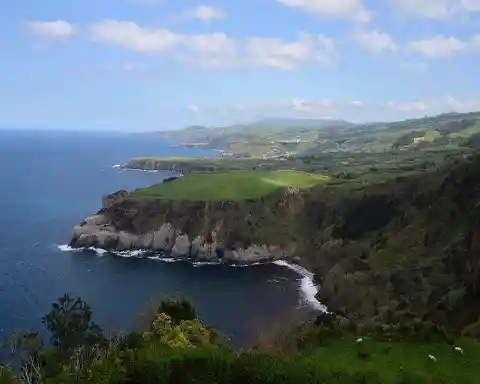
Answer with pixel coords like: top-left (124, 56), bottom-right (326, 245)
top-left (0, 366), bottom-right (16, 384)
top-left (156, 297), bottom-right (197, 325)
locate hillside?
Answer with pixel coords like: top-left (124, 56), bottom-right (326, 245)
top-left (305, 154), bottom-right (480, 333)
top-left (152, 112), bottom-right (480, 158)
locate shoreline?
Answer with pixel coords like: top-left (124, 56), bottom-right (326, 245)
top-left (57, 244), bottom-right (326, 312)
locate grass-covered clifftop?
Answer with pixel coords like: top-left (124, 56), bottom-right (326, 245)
top-left (133, 171), bottom-right (328, 201)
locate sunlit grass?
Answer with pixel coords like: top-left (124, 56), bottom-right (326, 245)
top-left (133, 171), bottom-right (329, 201)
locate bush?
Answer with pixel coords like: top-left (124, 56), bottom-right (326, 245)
top-left (0, 366), bottom-right (16, 384)
top-left (156, 297), bottom-right (197, 325)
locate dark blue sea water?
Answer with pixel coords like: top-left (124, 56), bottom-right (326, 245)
top-left (0, 130), bottom-right (319, 348)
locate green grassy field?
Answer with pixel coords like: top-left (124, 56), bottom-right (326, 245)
top-left (306, 336), bottom-right (480, 383)
top-left (131, 156), bottom-right (205, 161)
top-left (423, 130), bottom-right (441, 141)
top-left (449, 121), bottom-right (480, 138)
top-left (133, 170), bottom-right (329, 200)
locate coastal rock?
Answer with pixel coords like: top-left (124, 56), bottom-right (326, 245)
top-left (191, 236), bottom-right (204, 258)
top-left (171, 234), bottom-right (191, 257)
top-left (75, 233), bottom-right (97, 248)
top-left (152, 224), bottom-right (175, 251)
top-left (198, 242), bottom-right (218, 261)
top-left (69, 190), bottom-right (295, 263)
top-left (236, 245), bottom-right (271, 262)
top-left (95, 231), bottom-right (119, 249)
top-left (223, 249), bottom-right (239, 262)
top-left (137, 232), bottom-right (154, 249)
top-left (83, 214), bottom-right (109, 226)
top-left (102, 190), bottom-right (130, 209)
top-left (116, 231), bottom-right (136, 250)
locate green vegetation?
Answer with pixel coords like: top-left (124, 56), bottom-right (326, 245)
top-left (51, 111), bottom-right (480, 382)
top-left (108, 154), bottom-right (480, 333)
top-left (146, 112), bottom-right (480, 159)
top-left (2, 295), bottom-right (480, 383)
top-left (133, 171), bottom-right (328, 201)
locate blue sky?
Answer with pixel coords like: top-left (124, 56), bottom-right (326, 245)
top-left (2, 0), bottom-right (480, 131)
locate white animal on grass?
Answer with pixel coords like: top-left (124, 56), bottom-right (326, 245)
top-left (428, 355), bottom-right (437, 363)
top-left (356, 338), bottom-right (363, 343)
top-left (454, 346), bottom-right (464, 354)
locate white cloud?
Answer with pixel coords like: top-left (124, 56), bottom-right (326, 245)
top-left (354, 29), bottom-right (397, 53)
top-left (173, 32), bottom-right (238, 69)
top-left (186, 5), bottom-right (224, 21)
top-left (89, 20), bottom-right (335, 70)
top-left (89, 20), bottom-right (183, 52)
top-left (393, 0), bottom-right (480, 19)
top-left (25, 20), bottom-right (76, 39)
top-left (222, 95), bottom-right (480, 123)
top-left (90, 20), bottom-right (237, 68)
top-left (462, 0), bottom-right (480, 12)
top-left (408, 35), bottom-right (467, 57)
top-left (277, 0), bottom-right (371, 23)
top-left (246, 33), bottom-right (335, 69)
top-left (188, 104), bottom-right (200, 112)
top-left (384, 95), bottom-right (480, 115)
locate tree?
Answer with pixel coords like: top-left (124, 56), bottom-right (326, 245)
top-left (42, 295), bottom-right (103, 356)
top-left (136, 296), bottom-right (197, 333)
top-left (155, 297), bottom-right (197, 325)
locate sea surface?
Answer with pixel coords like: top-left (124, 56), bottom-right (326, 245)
top-left (0, 129), bottom-right (321, 348)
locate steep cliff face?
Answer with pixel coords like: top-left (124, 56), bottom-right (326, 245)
top-left (69, 188), bottom-right (305, 263)
top-left (307, 155), bottom-right (480, 332)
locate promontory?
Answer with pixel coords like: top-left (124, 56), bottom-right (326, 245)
top-left (69, 170), bottom-right (329, 263)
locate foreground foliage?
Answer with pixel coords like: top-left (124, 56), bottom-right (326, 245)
top-left (1, 296), bottom-right (480, 383)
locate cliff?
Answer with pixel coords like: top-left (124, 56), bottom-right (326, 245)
top-left (123, 157), bottom-right (218, 173)
top-left (69, 187), bottom-right (305, 263)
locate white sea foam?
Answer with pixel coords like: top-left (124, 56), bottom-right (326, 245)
top-left (57, 245), bottom-right (187, 262)
top-left (123, 168), bottom-right (159, 173)
top-left (57, 245), bottom-right (142, 257)
top-left (148, 256), bottom-right (181, 263)
top-left (192, 261), bottom-right (222, 267)
top-left (57, 244), bottom-right (108, 255)
top-left (273, 260), bottom-right (327, 312)
top-left (228, 261), bottom-right (269, 268)
top-left (112, 164), bottom-right (121, 168)
top-left (114, 249), bottom-right (149, 258)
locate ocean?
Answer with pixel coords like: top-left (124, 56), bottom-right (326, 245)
top-left (0, 129), bottom-right (321, 347)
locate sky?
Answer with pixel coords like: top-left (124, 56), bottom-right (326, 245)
top-left (2, 0), bottom-right (480, 131)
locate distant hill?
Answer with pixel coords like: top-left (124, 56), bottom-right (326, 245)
top-left (251, 118), bottom-right (354, 128)
top-left (153, 111), bottom-right (480, 157)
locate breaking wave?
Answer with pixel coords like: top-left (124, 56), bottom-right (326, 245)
top-left (273, 260), bottom-right (327, 312)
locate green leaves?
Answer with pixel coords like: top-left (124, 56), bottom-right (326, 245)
top-left (42, 295), bottom-right (103, 355)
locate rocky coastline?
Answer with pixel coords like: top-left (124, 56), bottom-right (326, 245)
top-left (68, 190), bottom-right (298, 264)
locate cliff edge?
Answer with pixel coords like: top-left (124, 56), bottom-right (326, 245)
top-left (69, 187), bottom-right (304, 263)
